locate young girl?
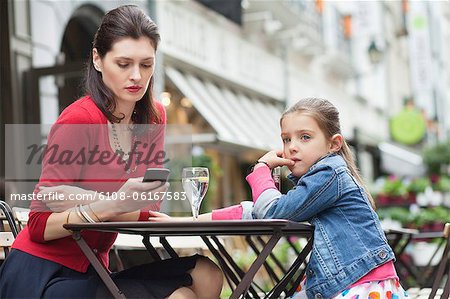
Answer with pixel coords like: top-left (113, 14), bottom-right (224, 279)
top-left (151, 98), bottom-right (409, 299)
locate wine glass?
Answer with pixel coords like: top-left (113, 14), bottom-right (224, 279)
top-left (182, 167), bottom-right (209, 221)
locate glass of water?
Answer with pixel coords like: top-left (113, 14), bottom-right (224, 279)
top-left (182, 167), bottom-right (209, 221)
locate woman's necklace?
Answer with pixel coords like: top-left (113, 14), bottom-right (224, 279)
top-left (110, 122), bottom-right (138, 173)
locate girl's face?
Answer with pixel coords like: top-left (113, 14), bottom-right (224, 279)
top-left (281, 112), bottom-right (333, 177)
top-left (93, 37), bottom-right (156, 107)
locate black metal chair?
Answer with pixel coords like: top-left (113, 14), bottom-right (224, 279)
top-left (385, 227), bottom-right (420, 288)
top-left (408, 223), bottom-right (450, 299)
top-left (0, 201), bottom-right (19, 238)
top-left (0, 200), bottom-right (19, 261)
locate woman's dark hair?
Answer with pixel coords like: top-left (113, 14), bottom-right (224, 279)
top-left (85, 5), bottom-right (161, 125)
top-left (281, 98), bottom-right (376, 209)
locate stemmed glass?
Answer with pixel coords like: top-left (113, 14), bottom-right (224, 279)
top-left (182, 167), bottom-right (209, 221)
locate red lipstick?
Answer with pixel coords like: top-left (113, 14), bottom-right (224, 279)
top-left (125, 85), bottom-right (142, 93)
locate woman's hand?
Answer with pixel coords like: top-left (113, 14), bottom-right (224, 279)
top-left (257, 150), bottom-right (294, 169)
top-left (39, 178), bottom-right (169, 215)
top-left (113, 178), bottom-right (169, 213)
top-left (39, 185), bottom-right (93, 212)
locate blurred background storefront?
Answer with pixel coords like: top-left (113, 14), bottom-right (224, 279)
top-left (2, 0), bottom-right (450, 214)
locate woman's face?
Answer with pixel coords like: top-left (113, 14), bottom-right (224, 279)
top-left (93, 37), bottom-right (156, 106)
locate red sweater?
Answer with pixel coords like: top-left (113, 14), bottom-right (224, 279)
top-left (12, 96), bottom-right (166, 272)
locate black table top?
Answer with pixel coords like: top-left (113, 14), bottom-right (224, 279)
top-left (64, 219), bottom-right (313, 237)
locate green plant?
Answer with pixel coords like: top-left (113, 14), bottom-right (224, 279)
top-left (381, 176), bottom-right (407, 197)
top-left (407, 177), bottom-right (431, 194)
top-left (378, 207), bottom-right (413, 225)
top-left (413, 206), bottom-right (450, 227)
top-left (423, 139), bottom-right (450, 175)
top-left (434, 176), bottom-right (450, 192)
top-left (379, 206), bottom-right (450, 229)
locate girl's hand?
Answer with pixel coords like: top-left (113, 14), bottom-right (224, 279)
top-left (39, 185), bottom-right (91, 212)
top-left (258, 150), bottom-right (295, 169)
top-left (148, 211), bottom-right (189, 222)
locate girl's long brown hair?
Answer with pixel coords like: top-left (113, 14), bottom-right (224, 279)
top-left (85, 5), bottom-right (162, 126)
top-left (281, 98), bottom-right (376, 209)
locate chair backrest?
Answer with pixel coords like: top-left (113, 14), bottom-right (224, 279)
top-left (429, 223), bottom-right (450, 299)
top-left (0, 201), bottom-right (19, 237)
top-left (0, 231), bottom-right (14, 260)
top-left (385, 227), bottom-right (419, 257)
top-left (0, 201), bottom-right (19, 261)
top-left (12, 207), bottom-right (30, 230)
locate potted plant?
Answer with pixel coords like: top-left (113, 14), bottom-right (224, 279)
top-left (413, 206), bottom-right (450, 232)
top-left (406, 177), bottom-right (430, 204)
top-left (377, 176), bottom-right (408, 206)
top-left (423, 139), bottom-right (450, 175)
top-left (434, 176), bottom-right (450, 193)
top-left (435, 176), bottom-right (450, 207)
top-left (431, 175), bottom-right (450, 207)
top-left (378, 207), bottom-right (413, 228)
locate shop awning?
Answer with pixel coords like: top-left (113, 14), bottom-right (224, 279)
top-left (378, 142), bottom-right (425, 177)
top-left (166, 67), bottom-right (283, 151)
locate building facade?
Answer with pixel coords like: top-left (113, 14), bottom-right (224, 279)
top-left (2, 0), bottom-right (448, 208)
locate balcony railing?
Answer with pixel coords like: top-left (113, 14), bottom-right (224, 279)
top-left (243, 0), bottom-right (325, 55)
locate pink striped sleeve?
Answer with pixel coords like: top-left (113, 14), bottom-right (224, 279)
top-left (246, 166), bottom-right (277, 202)
top-left (212, 204), bottom-right (243, 220)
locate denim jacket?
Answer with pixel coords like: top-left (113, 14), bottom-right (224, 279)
top-left (248, 154), bottom-right (394, 299)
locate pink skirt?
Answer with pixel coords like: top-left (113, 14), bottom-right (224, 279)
top-left (291, 278), bottom-right (409, 299)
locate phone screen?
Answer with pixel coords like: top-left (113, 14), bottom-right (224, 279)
top-left (143, 168), bottom-right (170, 183)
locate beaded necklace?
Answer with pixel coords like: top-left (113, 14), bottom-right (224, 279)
top-left (110, 122), bottom-right (138, 173)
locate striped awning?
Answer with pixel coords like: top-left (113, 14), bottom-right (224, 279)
top-left (166, 67), bottom-right (283, 151)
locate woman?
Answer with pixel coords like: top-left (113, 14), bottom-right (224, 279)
top-left (0, 5), bottom-right (222, 299)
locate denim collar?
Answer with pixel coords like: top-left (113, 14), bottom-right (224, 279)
top-left (287, 153), bottom-right (339, 185)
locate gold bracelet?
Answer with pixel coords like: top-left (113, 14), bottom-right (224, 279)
top-left (87, 204), bottom-right (102, 222)
top-left (64, 210), bottom-right (73, 232)
top-left (79, 204), bottom-right (96, 223)
top-left (65, 210), bottom-right (71, 225)
top-left (75, 204), bottom-right (87, 223)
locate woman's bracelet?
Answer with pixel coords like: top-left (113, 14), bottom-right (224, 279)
top-left (87, 204), bottom-right (102, 222)
top-left (65, 210), bottom-right (71, 225)
top-left (64, 210), bottom-right (73, 232)
top-left (79, 204), bottom-right (97, 224)
top-left (75, 204), bottom-right (87, 223)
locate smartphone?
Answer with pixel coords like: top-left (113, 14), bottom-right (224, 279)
top-left (142, 168), bottom-right (171, 183)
